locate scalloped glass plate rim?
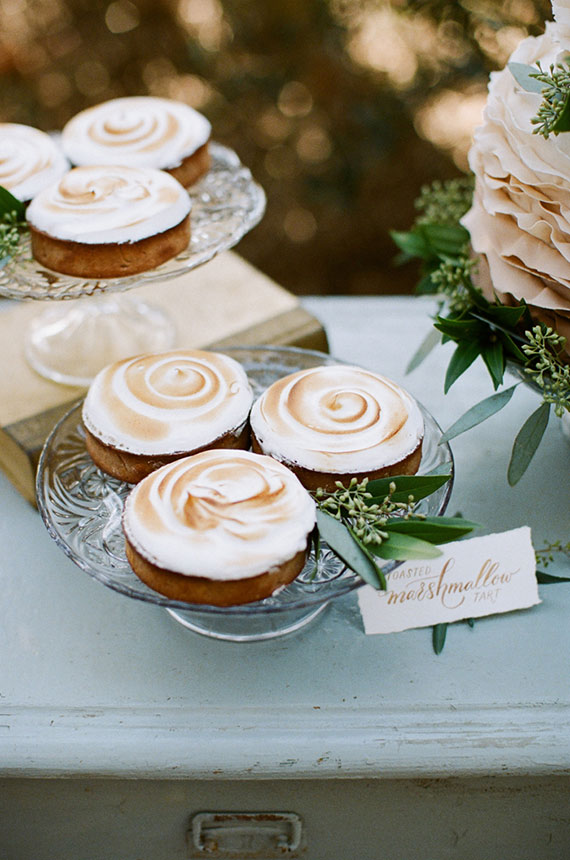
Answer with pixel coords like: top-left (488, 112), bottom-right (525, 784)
top-left (35, 345), bottom-right (455, 616)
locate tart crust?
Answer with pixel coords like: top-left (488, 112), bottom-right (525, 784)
top-left (85, 421), bottom-right (251, 484)
top-left (125, 541), bottom-right (308, 606)
top-left (251, 431), bottom-right (423, 492)
top-left (29, 215), bottom-right (190, 278)
top-left (166, 141), bottom-right (211, 187)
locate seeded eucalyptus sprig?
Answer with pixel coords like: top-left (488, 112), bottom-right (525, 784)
top-left (312, 474), bottom-right (477, 590)
top-left (0, 186), bottom-right (26, 263)
top-left (315, 477), bottom-right (419, 546)
top-left (522, 325), bottom-right (570, 417)
top-left (509, 60), bottom-right (570, 138)
top-left (536, 538), bottom-right (570, 569)
top-left (414, 176), bottom-right (476, 228)
top-left (531, 63), bottom-right (570, 137)
top-left (390, 175), bottom-right (474, 302)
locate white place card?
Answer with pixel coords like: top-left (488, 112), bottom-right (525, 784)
top-left (358, 526), bottom-right (540, 635)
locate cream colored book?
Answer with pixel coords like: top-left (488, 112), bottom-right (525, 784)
top-left (0, 251), bottom-right (328, 503)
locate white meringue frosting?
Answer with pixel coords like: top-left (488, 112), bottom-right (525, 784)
top-left (0, 123), bottom-right (69, 202)
top-left (61, 96), bottom-right (211, 170)
top-left (26, 165), bottom-right (191, 244)
top-left (123, 449), bottom-right (316, 580)
top-left (83, 349), bottom-right (253, 455)
top-left (250, 364), bottom-right (424, 473)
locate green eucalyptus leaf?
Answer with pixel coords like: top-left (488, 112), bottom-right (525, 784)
top-left (481, 340), bottom-right (506, 389)
top-left (390, 229), bottom-right (431, 261)
top-left (353, 530), bottom-right (388, 590)
top-left (444, 340), bottom-right (482, 392)
top-left (383, 516), bottom-right (478, 544)
top-left (316, 509), bottom-right (385, 589)
top-left (536, 571), bottom-right (570, 583)
top-left (391, 223), bottom-right (470, 263)
top-left (486, 303), bottom-right (528, 328)
top-left (421, 223), bottom-right (470, 256)
top-left (432, 623), bottom-right (448, 655)
top-left (406, 327), bottom-right (441, 374)
top-left (439, 385), bottom-right (519, 443)
top-left (365, 473), bottom-right (451, 504)
top-left (367, 531), bottom-right (443, 561)
top-left (500, 332), bottom-right (527, 364)
top-left (508, 402), bottom-right (551, 486)
top-left (508, 62), bottom-right (545, 93)
top-left (469, 308), bottom-right (528, 363)
top-left (0, 186), bottom-right (25, 220)
top-left (434, 316), bottom-right (485, 340)
top-left (466, 286), bottom-right (494, 312)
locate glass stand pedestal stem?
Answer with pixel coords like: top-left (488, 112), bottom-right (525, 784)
top-left (25, 292), bottom-right (177, 387)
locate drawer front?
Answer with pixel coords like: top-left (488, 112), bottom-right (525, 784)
top-left (1, 776), bottom-right (570, 860)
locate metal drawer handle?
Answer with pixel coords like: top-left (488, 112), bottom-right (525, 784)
top-left (189, 811), bottom-right (304, 857)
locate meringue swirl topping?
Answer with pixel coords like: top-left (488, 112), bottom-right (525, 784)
top-left (82, 349), bottom-right (253, 455)
top-left (26, 165), bottom-right (191, 244)
top-left (0, 123), bottom-right (69, 202)
top-left (123, 449), bottom-right (316, 580)
top-left (61, 97), bottom-right (211, 170)
top-left (250, 364), bottom-right (424, 472)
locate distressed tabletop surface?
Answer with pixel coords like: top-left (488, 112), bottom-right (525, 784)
top-left (1, 295), bottom-right (569, 780)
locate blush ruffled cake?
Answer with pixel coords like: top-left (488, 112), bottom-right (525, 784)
top-left (82, 349), bottom-right (253, 483)
top-left (461, 3), bottom-right (570, 355)
top-left (250, 364), bottom-right (424, 491)
top-left (122, 448), bottom-right (316, 606)
top-left (26, 164), bottom-right (191, 277)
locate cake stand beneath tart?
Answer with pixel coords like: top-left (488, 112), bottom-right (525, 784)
top-left (35, 346), bottom-right (455, 642)
top-left (0, 143), bottom-right (266, 387)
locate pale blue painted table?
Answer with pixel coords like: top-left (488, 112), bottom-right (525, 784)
top-left (1, 296), bottom-right (569, 859)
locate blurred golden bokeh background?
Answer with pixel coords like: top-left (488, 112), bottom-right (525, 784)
top-left (0, 0), bottom-right (553, 295)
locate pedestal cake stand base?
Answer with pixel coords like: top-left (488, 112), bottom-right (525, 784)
top-left (25, 294), bottom-right (176, 386)
top-left (166, 602), bottom-right (331, 642)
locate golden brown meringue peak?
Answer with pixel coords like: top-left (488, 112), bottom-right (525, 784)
top-left (82, 349), bottom-right (253, 455)
top-left (122, 449), bottom-right (316, 580)
top-left (250, 364), bottom-right (424, 473)
top-left (26, 165), bottom-right (191, 244)
top-left (61, 97), bottom-right (211, 170)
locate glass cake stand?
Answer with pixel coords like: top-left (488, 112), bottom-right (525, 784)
top-left (36, 346), bottom-right (455, 642)
top-left (0, 143), bottom-right (266, 386)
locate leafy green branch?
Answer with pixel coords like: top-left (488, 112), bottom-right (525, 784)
top-left (312, 474), bottom-right (478, 591)
top-left (391, 177), bottom-right (570, 485)
top-left (315, 475), bottom-right (569, 657)
top-left (312, 476), bottom-right (478, 659)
